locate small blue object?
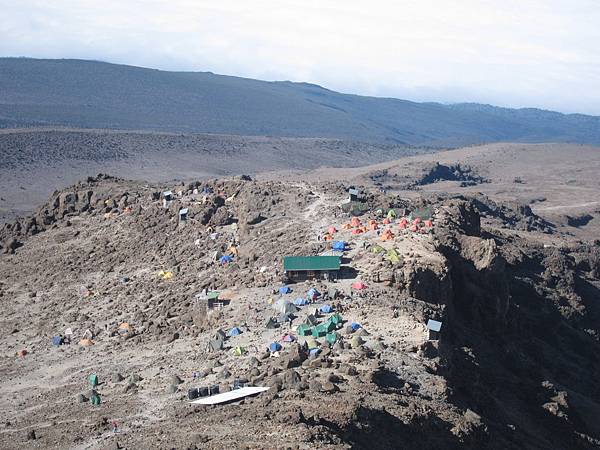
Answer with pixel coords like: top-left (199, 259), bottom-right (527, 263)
top-left (350, 322), bottom-right (362, 331)
top-left (309, 348), bottom-right (321, 356)
top-left (319, 304), bottom-right (333, 314)
top-left (294, 298), bottom-right (308, 306)
top-left (220, 255), bottom-right (233, 264)
top-left (52, 336), bottom-right (63, 346)
top-left (279, 286), bottom-right (291, 294)
top-left (332, 241), bottom-right (345, 251)
top-left (269, 342), bottom-right (282, 352)
top-left (227, 327), bottom-right (242, 337)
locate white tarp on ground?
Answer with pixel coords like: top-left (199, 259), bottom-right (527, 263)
top-left (189, 386), bottom-right (270, 405)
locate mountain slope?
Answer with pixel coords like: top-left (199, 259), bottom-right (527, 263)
top-left (1, 58), bottom-right (600, 147)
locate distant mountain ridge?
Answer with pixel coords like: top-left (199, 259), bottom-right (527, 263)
top-left (1, 57), bottom-right (599, 147)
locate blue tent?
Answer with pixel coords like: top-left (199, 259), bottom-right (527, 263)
top-left (306, 288), bottom-right (320, 300)
top-left (332, 241), bottom-right (346, 251)
top-left (51, 336), bottom-right (63, 346)
top-left (320, 304), bottom-right (333, 314)
top-left (269, 342), bottom-right (282, 352)
top-left (227, 327), bottom-right (242, 337)
top-left (294, 297), bottom-right (309, 306)
top-left (309, 348), bottom-right (321, 356)
top-left (351, 322), bottom-right (362, 331)
top-left (220, 255), bottom-right (233, 265)
top-left (279, 286), bottom-right (292, 294)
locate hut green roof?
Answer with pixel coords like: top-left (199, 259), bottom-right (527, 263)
top-left (283, 256), bottom-right (341, 272)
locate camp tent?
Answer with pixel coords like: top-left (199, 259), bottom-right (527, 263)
top-left (351, 282), bottom-right (367, 290)
top-left (294, 297), bottom-right (309, 306)
top-left (220, 255), bottom-right (233, 265)
top-left (320, 304), bottom-right (333, 314)
top-left (273, 298), bottom-right (298, 314)
top-left (264, 317), bottom-right (278, 329)
top-left (381, 229), bottom-right (395, 241)
top-left (90, 393), bottom-right (101, 406)
top-left (232, 346), bottom-right (246, 356)
top-left (88, 374), bottom-right (99, 387)
top-left (326, 332), bottom-right (339, 345)
top-left (278, 313), bottom-right (293, 324)
top-left (399, 218), bottom-right (408, 229)
top-left (329, 314), bottom-right (343, 326)
top-left (371, 245), bottom-right (385, 254)
top-left (304, 314), bottom-right (319, 326)
top-left (297, 324), bottom-right (312, 336)
top-left (281, 334), bottom-right (296, 342)
top-left (278, 286), bottom-right (292, 294)
top-left (350, 217), bottom-right (361, 227)
top-left (305, 337), bottom-right (319, 349)
top-left (351, 229), bottom-right (363, 235)
top-left (52, 336), bottom-right (63, 346)
top-left (327, 226), bottom-right (337, 234)
top-left (351, 322), bottom-right (362, 331)
top-left (386, 248), bottom-right (401, 264)
top-left (306, 288), bottom-right (320, 301)
top-left (332, 241), bottom-right (346, 251)
top-left (269, 342), bottom-right (282, 352)
top-left (227, 327), bottom-right (242, 337)
top-left (387, 209), bottom-right (397, 219)
top-left (351, 336), bottom-right (364, 348)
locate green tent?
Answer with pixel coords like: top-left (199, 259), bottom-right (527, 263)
top-left (329, 314), bottom-right (343, 327)
top-left (371, 245), bottom-right (385, 254)
top-left (312, 324), bottom-right (329, 338)
top-left (90, 393), bottom-right (101, 406)
top-left (297, 324), bottom-right (313, 337)
top-left (326, 332), bottom-right (339, 345)
top-left (386, 248), bottom-right (401, 264)
top-left (387, 209), bottom-right (397, 219)
top-left (88, 374), bottom-right (98, 388)
top-left (232, 346), bottom-right (246, 356)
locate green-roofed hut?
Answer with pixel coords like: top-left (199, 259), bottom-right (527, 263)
top-left (283, 256), bottom-right (341, 282)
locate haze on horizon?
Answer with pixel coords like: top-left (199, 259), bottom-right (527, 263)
top-left (1, 0), bottom-right (599, 115)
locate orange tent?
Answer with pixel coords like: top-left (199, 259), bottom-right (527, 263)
top-left (119, 323), bottom-right (133, 333)
top-left (383, 218), bottom-right (391, 225)
top-left (424, 220), bottom-right (433, 227)
top-left (409, 225), bottom-right (418, 232)
top-left (381, 229), bottom-right (395, 241)
top-left (350, 217), bottom-right (361, 227)
top-left (369, 222), bottom-right (378, 231)
top-left (351, 228), bottom-right (363, 235)
top-left (328, 226), bottom-right (337, 234)
top-left (399, 218), bottom-right (408, 229)
top-left (413, 217), bottom-right (421, 225)
top-left (342, 223), bottom-right (353, 230)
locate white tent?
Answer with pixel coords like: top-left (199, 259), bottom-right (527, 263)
top-left (272, 298), bottom-right (298, 315)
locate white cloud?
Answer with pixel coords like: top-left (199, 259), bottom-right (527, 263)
top-left (0, 0), bottom-right (599, 114)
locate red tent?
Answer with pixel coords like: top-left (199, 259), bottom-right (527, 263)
top-left (351, 282), bottom-right (367, 290)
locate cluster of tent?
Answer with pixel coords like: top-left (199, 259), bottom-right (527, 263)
top-left (332, 207), bottom-right (434, 239)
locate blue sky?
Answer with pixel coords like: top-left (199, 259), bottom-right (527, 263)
top-left (1, 0), bottom-right (599, 114)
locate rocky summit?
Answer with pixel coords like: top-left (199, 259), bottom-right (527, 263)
top-left (1, 173), bottom-right (599, 449)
